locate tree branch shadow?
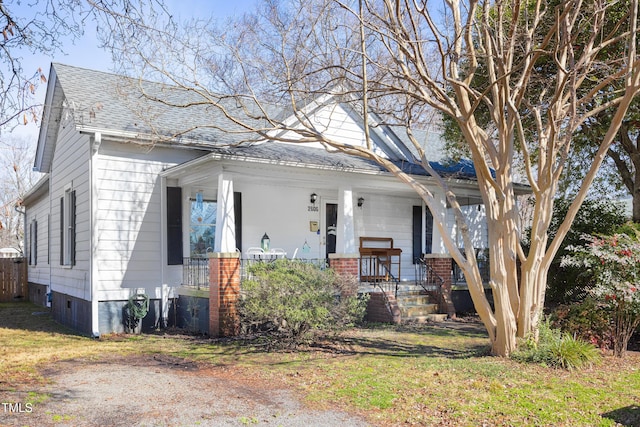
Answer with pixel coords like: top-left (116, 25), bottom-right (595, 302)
top-left (602, 405), bottom-right (640, 427)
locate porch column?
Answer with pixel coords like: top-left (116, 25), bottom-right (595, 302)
top-left (430, 189), bottom-right (448, 254)
top-left (209, 252), bottom-right (241, 337)
top-left (332, 187), bottom-right (359, 287)
top-left (329, 254), bottom-right (359, 295)
top-left (215, 173), bottom-right (236, 252)
top-left (337, 186), bottom-right (356, 254)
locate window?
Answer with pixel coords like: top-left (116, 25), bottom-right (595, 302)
top-left (60, 189), bottom-right (76, 266)
top-left (190, 198), bottom-right (217, 257)
top-left (29, 219), bottom-right (38, 265)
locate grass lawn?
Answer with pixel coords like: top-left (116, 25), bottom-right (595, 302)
top-left (1, 302), bottom-right (639, 426)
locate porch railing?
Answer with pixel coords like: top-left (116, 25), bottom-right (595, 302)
top-left (452, 248), bottom-right (490, 284)
top-left (414, 257), bottom-right (445, 311)
top-left (182, 257), bottom-right (209, 290)
top-left (181, 257), bottom-right (329, 289)
top-left (360, 255), bottom-right (400, 297)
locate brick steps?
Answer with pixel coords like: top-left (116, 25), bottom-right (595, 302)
top-left (362, 282), bottom-right (448, 324)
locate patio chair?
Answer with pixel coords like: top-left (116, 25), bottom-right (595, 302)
top-left (269, 248), bottom-right (287, 259)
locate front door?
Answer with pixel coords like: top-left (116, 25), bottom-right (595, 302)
top-left (325, 203), bottom-right (338, 260)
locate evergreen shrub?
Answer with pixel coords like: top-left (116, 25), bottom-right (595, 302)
top-left (239, 259), bottom-right (368, 344)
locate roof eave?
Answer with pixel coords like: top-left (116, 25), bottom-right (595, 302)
top-left (21, 174), bottom-right (50, 206)
top-left (33, 64), bottom-right (60, 173)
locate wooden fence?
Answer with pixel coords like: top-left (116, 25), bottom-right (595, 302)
top-left (0, 258), bottom-right (28, 302)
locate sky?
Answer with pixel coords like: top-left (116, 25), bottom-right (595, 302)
top-left (8, 0), bottom-right (258, 140)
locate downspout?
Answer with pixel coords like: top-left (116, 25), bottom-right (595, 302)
top-left (89, 133), bottom-right (101, 338)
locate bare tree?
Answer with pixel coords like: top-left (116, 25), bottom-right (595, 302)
top-left (0, 0), bottom-right (89, 129)
top-left (0, 136), bottom-right (40, 251)
top-left (93, 0), bottom-right (640, 356)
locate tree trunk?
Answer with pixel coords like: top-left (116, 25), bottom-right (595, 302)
top-left (633, 177), bottom-right (640, 223)
top-left (485, 221), bottom-right (519, 356)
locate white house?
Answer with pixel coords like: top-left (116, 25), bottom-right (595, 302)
top-left (22, 63), bottom-right (499, 336)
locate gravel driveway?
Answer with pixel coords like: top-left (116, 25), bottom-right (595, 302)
top-left (1, 355), bottom-right (371, 427)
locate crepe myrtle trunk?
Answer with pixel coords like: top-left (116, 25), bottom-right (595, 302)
top-left (486, 207), bottom-right (520, 357)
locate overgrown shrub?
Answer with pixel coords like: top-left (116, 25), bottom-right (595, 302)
top-left (512, 320), bottom-right (601, 370)
top-left (239, 259), bottom-right (368, 344)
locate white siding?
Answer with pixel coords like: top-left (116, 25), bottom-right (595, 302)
top-left (49, 116), bottom-right (91, 300)
top-left (279, 104), bottom-right (383, 153)
top-left (357, 193), bottom-right (419, 281)
top-left (235, 182), bottom-right (326, 259)
top-left (26, 190), bottom-right (50, 285)
top-left (446, 205), bottom-right (488, 249)
top-left (94, 142), bottom-right (201, 300)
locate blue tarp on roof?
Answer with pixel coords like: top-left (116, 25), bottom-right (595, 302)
top-left (395, 158), bottom-right (490, 179)
top-left (429, 158), bottom-right (489, 178)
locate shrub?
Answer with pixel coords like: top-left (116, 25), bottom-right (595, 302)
top-left (512, 320), bottom-right (601, 370)
top-left (562, 232), bottom-right (640, 357)
top-left (549, 298), bottom-right (612, 349)
top-left (529, 198), bottom-right (628, 305)
top-left (239, 259), bottom-right (368, 344)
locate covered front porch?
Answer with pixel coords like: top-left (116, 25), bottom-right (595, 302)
top-left (158, 145), bottom-right (491, 334)
top-left (160, 149), bottom-right (490, 282)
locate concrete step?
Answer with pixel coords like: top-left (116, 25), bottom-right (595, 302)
top-left (403, 313), bottom-right (449, 323)
top-left (397, 294), bottom-right (433, 306)
top-left (400, 303), bottom-right (439, 318)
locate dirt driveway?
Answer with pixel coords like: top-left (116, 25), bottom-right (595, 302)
top-left (1, 355), bottom-right (371, 427)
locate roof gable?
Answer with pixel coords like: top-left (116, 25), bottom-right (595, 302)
top-left (34, 63), bottom-right (469, 180)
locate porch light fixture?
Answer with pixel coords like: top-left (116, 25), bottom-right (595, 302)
top-left (261, 233), bottom-right (270, 252)
top-left (357, 197), bottom-right (365, 207)
top-left (310, 193), bottom-right (318, 204)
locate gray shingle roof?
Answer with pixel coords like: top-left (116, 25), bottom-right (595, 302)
top-left (53, 63), bottom-right (271, 146)
top-left (52, 63), bottom-right (480, 180)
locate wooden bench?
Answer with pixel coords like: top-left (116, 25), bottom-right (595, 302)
top-left (359, 237), bottom-right (402, 282)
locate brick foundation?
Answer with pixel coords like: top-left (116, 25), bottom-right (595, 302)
top-left (329, 253), bottom-right (359, 297)
top-left (209, 253), bottom-right (241, 337)
top-left (328, 254), bottom-right (359, 277)
top-left (365, 292), bottom-right (401, 324)
top-left (424, 254), bottom-right (456, 318)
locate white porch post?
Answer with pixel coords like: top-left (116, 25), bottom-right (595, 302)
top-left (215, 173), bottom-right (236, 253)
top-left (430, 189), bottom-right (448, 254)
top-left (337, 187), bottom-right (356, 254)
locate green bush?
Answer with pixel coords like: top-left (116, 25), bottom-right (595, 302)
top-left (562, 232), bottom-right (640, 357)
top-left (239, 259), bottom-right (368, 343)
top-left (549, 298), bottom-right (612, 349)
top-left (532, 198), bottom-right (628, 305)
top-left (512, 320), bottom-right (601, 370)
